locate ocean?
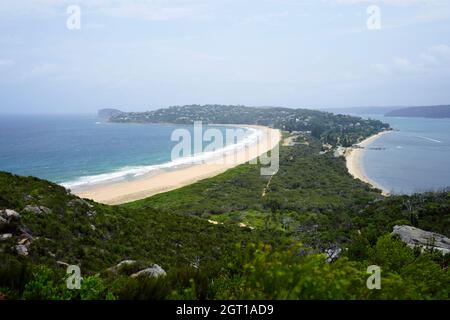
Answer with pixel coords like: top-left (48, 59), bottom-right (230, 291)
top-left (361, 115), bottom-right (450, 194)
top-left (0, 114), bottom-right (256, 189)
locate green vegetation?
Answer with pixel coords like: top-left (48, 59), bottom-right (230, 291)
top-left (111, 105), bottom-right (390, 146)
top-left (1, 106), bottom-right (448, 300)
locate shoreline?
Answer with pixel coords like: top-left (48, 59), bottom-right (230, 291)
top-left (345, 130), bottom-right (392, 196)
top-left (74, 125), bottom-right (281, 205)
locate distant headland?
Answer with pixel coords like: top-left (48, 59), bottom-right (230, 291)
top-left (385, 105), bottom-right (450, 119)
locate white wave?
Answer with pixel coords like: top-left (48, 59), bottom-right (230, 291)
top-left (61, 126), bottom-right (262, 189)
top-left (416, 136), bottom-right (442, 143)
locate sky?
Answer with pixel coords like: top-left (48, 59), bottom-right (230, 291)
top-left (0, 0), bottom-right (450, 113)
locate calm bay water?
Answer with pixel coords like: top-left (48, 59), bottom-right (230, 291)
top-left (0, 114), bottom-right (251, 188)
top-left (362, 115), bottom-right (450, 194)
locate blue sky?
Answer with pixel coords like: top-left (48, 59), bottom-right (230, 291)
top-left (0, 0), bottom-right (450, 113)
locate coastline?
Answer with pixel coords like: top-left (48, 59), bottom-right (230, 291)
top-left (345, 130), bottom-right (392, 196)
top-left (74, 125), bottom-right (281, 205)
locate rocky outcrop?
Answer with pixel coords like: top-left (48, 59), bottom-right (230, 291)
top-left (16, 244), bottom-right (28, 256)
top-left (68, 198), bottom-right (94, 209)
top-left (0, 233), bottom-right (12, 241)
top-left (24, 205), bottom-right (52, 215)
top-left (392, 225), bottom-right (450, 255)
top-left (131, 264), bottom-right (166, 278)
top-left (1, 209), bottom-right (21, 219)
top-left (107, 261), bottom-right (166, 278)
top-left (56, 261), bottom-right (70, 267)
top-left (0, 209), bottom-right (21, 226)
top-left (98, 108), bottom-right (123, 120)
top-left (107, 260), bottom-right (138, 274)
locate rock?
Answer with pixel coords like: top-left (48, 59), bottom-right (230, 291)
top-left (57, 261), bottom-right (70, 267)
top-left (107, 260), bottom-right (137, 274)
top-left (392, 225), bottom-right (450, 255)
top-left (24, 205), bottom-right (51, 215)
top-left (24, 205), bottom-right (42, 214)
top-left (2, 209), bottom-right (20, 219)
top-left (0, 233), bottom-right (12, 241)
top-left (23, 194), bottom-right (34, 202)
top-left (39, 206), bottom-right (52, 215)
top-left (0, 216), bottom-right (7, 225)
top-left (18, 238), bottom-right (29, 245)
top-left (131, 264), bottom-right (166, 278)
top-left (19, 232), bottom-right (33, 241)
top-left (238, 223), bottom-right (254, 230)
top-left (325, 247), bottom-right (342, 263)
top-left (18, 226), bottom-right (33, 239)
top-left (86, 210), bottom-right (96, 217)
top-left (116, 260), bottom-right (137, 269)
top-left (68, 199), bottom-right (94, 209)
top-left (16, 244), bottom-right (28, 256)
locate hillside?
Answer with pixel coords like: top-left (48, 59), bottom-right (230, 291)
top-left (0, 171), bottom-right (256, 299)
top-left (385, 105), bottom-right (450, 118)
top-left (97, 108), bottom-right (124, 120)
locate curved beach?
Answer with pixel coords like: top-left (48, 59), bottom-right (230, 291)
top-left (345, 131), bottom-right (392, 196)
top-left (75, 125), bottom-right (281, 205)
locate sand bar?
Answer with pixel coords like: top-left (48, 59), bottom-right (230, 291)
top-left (74, 125), bottom-right (281, 205)
top-left (345, 130), bottom-right (393, 196)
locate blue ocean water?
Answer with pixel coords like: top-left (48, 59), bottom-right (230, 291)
top-left (361, 115), bottom-right (450, 194)
top-left (0, 114), bottom-right (251, 188)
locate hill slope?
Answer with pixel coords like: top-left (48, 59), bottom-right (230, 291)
top-left (386, 105), bottom-right (450, 118)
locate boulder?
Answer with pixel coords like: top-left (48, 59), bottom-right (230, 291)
top-left (325, 247), bottom-right (342, 263)
top-left (23, 194), bottom-right (35, 202)
top-left (115, 260), bottom-right (137, 269)
top-left (107, 260), bottom-right (137, 274)
top-left (24, 205), bottom-right (52, 215)
top-left (16, 244), bottom-right (28, 256)
top-left (68, 199), bottom-right (94, 209)
top-left (39, 206), bottom-right (52, 215)
top-left (18, 226), bottom-right (33, 239)
top-left (86, 210), bottom-right (97, 217)
top-left (1, 209), bottom-right (20, 219)
top-left (131, 264), bottom-right (166, 278)
top-left (0, 233), bottom-right (12, 241)
top-left (392, 225), bottom-right (450, 255)
top-left (24, 205), bottom-right (42, 214)
top-left (56, 261), bottom-right (70, 267)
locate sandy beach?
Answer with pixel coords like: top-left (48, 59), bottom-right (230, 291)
top-left (345, 131), bottom-right (393, 196)
top-left (75, 125), bottom-right (281, 205)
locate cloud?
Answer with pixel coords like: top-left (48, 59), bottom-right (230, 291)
top-left (0, 0), bottom-right (209, 21)
top-left (428, 44), bottom-right (450, 60)
top-left (330, 0), bottom-right (448, 6)
top-left (372, 44), bottom-right (450, 76)
top-left (20, 63), bottom-right (75, 82)
top-left (99, 2), bottom-right (197, 20)
top-left (0, 59), bottom-right (15, 68)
